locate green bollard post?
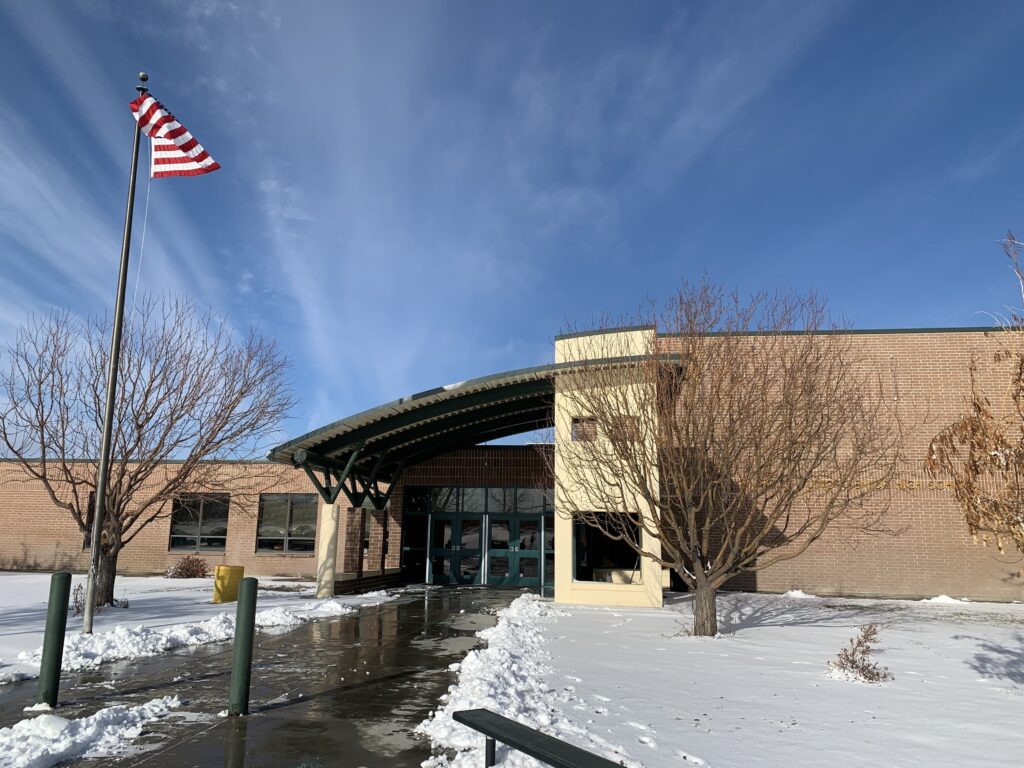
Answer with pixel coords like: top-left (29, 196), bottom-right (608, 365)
top-left (228, 577), bottom-right (258, 716)
top-left (37, 571), bottom-right (72, 708)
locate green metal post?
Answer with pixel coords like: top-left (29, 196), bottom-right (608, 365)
top-left (224, 715), bottom-right (249, 767)
top-left (228, 577), bottom-right (257, 716)
top-left (37, 571), bottom-right (72, 707)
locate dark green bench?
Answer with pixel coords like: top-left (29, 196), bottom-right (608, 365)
top-left (452, 709), bottom-right (624, 768)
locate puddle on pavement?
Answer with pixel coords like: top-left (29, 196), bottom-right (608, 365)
top-left (0, 587), bottom-right (521, 768)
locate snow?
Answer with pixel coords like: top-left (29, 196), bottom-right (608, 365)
top-left (782, 589), bottom-right (816, 599)
top-left (0, 695), bottom-right (179, 768)
top-left (0, 572), bottom-right (395, 685)
top-left (922, 594), bottom-right (968, 604)
top-left (422, 591), bottom-right (1024, 768)
top-left (418, 595), bottom-right (638, 768)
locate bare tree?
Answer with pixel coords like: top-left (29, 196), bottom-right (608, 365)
top-left (927, 233), bottom-right (1024, 556)
top-left (0, 296), bottom-right (295, 604)
top-left (555, 280), bottom-right (901, 636)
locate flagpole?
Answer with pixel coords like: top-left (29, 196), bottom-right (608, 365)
top-left (83, 72), bottom-right (149, 634)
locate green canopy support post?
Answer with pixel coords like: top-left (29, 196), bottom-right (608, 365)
top-left (37, 571), bottom-right (72, 708)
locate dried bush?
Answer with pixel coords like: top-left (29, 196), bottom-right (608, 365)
top-left (71, 583), bottom-right (127, 616)
top-left (829, 624), bottom-right (893, 683)
top-left (71, 583), bottom-right (93, 617)
top-left (927, 233), bottom-right (1024, 555)
top-left (166, 555), bottom-right (210, 579)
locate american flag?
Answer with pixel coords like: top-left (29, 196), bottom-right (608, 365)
top-left (129, 92), bottom-right (221, 178)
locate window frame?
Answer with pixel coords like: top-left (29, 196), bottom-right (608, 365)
top-left (571, 417), bottom-right (597, 442)
top-left (572, 515), bottom-right (643, 584)
top-left (255, 493), bottom-right (318, 555)
top-left (168, 493), bottom-right (231, 553)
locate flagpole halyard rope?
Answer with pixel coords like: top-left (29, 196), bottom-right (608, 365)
top-left (129, 163), bottom-right (153, 319)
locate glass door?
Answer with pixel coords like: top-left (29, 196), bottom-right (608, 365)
top-left (455, 517), bottom-right (482, 585)
top-left (429, 514), bottom-right (482, 585)
top-left (429, 514), bottom-right (457, 585)
top-left (487, 516), bottom-right (514, 586)
top-left (515, 515), bottom-right (542, 587)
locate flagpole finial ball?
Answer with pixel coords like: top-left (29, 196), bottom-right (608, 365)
top-left (138, 72), bottom-right (149, 83)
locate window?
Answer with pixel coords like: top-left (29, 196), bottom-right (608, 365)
top-left (404, 487), bottom-right (430, 515)
top-left (488, 487), bottom-right (515, 515)
top-left (256, 493), bottom-right (317, 554)
top-left (516, 488), bottom-right (546, 514)
top-left (431, 487), bottom-right (458, 513)
top-left (573, 518), bottom-right (642, 583)
top-left (571, 417), bottom-right (597, 442)
top-left (610, 414), bottom-right (641, 442)
top-left (170, 494), bottom-right (230, 552)
top-left (461, 487), bottom-right (486, 514)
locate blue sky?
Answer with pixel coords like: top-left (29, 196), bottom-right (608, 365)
top-left (2, 1), bottom-right (1023, 441)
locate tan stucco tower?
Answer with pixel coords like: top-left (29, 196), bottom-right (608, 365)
top-left (553, 328), bottom-right (665, 608)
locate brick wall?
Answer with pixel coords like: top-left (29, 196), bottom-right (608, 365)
top-left (655, 328), bottom-right (1024, 601)
top-left (0, 461), bottom-right (323, 578)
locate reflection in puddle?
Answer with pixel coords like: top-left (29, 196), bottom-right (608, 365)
top-left (65, 587), bottom-right (517, 768)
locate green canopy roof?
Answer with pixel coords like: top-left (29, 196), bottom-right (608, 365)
top-left (267, 362), bottom-right (565, 484)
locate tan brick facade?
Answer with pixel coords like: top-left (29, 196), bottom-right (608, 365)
top-left (723, 328), bottom-right (1024, 601)
top-left (0, 461), bottom-right (325, 578)
top-left (4, 329), bottom-right (1024, 601)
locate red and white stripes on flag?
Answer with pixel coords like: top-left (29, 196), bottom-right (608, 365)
top-left (129, 92), bottom-right (221, 178)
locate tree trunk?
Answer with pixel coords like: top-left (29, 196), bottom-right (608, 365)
top-left (95, 548), bottom-right (120, 606)
top-left (692, 581), bottom-right (719, 636)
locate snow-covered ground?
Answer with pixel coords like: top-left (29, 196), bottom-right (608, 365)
top-left (0, 571), bottom-right (398, 767)
top-left (0, 572), bottom-right (395, 685)
top-left (421, 591), bottom-right (1024, 768)
top-left (0, 696), bottom-right (180, 768)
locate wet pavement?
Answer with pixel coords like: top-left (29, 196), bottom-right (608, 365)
top-left (0, 586), bottom-right (522, 768)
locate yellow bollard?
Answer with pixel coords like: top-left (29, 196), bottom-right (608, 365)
top-left (213, 565), bottom-right (245, 603)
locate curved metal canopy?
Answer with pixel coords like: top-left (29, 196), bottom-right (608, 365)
top-left (267, 357), bottom-right (648, 506)
top-left (268, 357), bottom-right (646, 507)
top-left (268, 362), bottom-right (564, 488)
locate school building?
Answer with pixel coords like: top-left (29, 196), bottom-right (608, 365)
top-left (0, 326), bottom-right (1021, 607)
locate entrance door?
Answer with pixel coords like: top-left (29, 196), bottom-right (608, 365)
top-left (515, 515), bottom-right (542, 587)
top-left (485, 515), bottom-right (542, 587)
top-left (429, 514), bottom-right (482, 585)
top-left (486, 515), bottom-right (514, 586)
top-left (455, 517), bottom-right (482, 585)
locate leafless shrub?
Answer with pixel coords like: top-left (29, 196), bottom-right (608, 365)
top-left (166, 555), bottom-right (210, 579)
top-left (71, 583), bottom-right (128, 616)
top-left (829, 623), bottom-right (893, 683)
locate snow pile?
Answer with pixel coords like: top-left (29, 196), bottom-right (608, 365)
top-left (418, 595), bottom-right (637, 768)
top-left (0, 660), bottom-right (28, 685)
top-left (921, 595), bottom-right (967, 604)
top-left (17, 597), bottom-right (364, 674)
top-left (783, 590), bottom-right (817, 599)
top-left (0, 695), bottom-right (180, 768)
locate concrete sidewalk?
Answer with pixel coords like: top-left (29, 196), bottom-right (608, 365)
top-left (0, 587), bottom-right (518, 768)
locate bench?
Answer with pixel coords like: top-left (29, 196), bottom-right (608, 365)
top-left (452, 709), bottom-right (624, 768)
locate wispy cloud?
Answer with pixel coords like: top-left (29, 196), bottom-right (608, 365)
top-left (6, 0), bottom-right (1017, 437)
